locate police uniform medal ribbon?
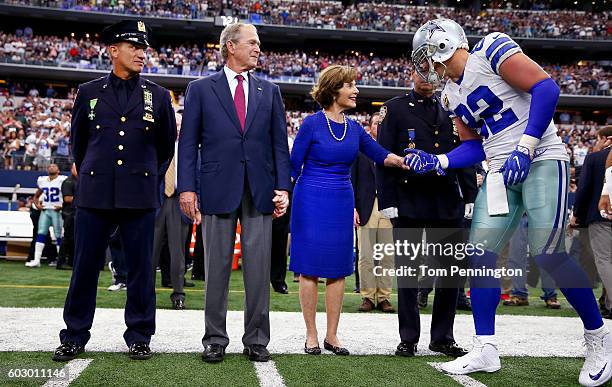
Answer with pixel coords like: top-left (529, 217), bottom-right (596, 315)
top-left (143, 89), bottom-right (154, 122)
top-left (88, 98), bottom-right (98, 120)
top-left (407, 128), bottom-right (416, 149)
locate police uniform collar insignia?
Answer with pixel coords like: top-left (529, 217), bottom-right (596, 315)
top-left (379, 105), bottom-right (387, 122)
top-left (88, 98), bottom-right (98, 120)
top-left (143, 89), bottom-right (154, 122)
top-left (137, 21), bottom-right (146, 32)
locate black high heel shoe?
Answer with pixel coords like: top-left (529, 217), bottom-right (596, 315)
top-left (323, 339), bottom-right (350, 356)
top-left (304, 341), bottom-right (321, 355)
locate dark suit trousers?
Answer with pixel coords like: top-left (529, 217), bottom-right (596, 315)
top-left (271, 202), bottom-right (290, 287)
top-left (153, 195), bottom-right (189, 296)
top-left (58, 213), bottom-right (75, 266)
top-left (60, 207), bottom-right (156, 347)
top-left (392, 217), bottom-right (463, 345)
top-left (202, 183), bottom-right (272, 348)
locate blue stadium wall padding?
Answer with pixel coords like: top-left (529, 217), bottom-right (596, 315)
top-left (0, 170), bottom-right (70, 189)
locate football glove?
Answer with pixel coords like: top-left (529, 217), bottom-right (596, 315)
top-left (499, 145), bottom-right (531, 186)
top-left (404, 149), bottom-right (445, 176)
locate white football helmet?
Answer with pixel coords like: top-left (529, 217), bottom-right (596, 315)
top-left (411, 18), bottom-right (469, 85)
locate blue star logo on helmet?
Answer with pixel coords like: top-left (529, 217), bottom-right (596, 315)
top-left (424, 22), bottom-right (446, 39)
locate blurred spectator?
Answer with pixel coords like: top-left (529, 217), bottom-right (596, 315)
top-left (6, 0), bottom-right (610, 40)
top-left (0, 31), bottom-right (609, 94)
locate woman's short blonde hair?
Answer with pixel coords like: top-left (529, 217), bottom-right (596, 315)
top-left (310, 65), bottom-right (358, 109)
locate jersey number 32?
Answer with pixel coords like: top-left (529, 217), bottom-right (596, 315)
top-left (42, 187), bottom-right (60, 203)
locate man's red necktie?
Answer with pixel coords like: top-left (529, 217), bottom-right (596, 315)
top-left (234, 74), bottom-right (246, 132)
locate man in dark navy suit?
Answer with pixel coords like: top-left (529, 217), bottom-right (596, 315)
top-left (178, 23), bottom-right (291, 363)
top-left (53, 20), bottom-right (176, 361)
top-left (572, 126), bottom-right (612, 318)
top-left (376, 71), bottom-right (477, 358)
top-left (153, 111), bottom-right (192, 310)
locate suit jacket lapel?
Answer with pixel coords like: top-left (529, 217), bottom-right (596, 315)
top-left (243, 74), bottom-right (262, 134)
top-left (211, 70), bottom-right (242, 133)
top-left (98, 74), bottom-right (122, 116)
top-left (123, 77), bottom-right (146, 116)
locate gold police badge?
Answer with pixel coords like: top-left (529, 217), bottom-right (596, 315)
top-left (138, 21), bottom-right (146, 32)
top-left (379, 105), bottom-right (387, 122)
top-left (443, 94), bottom-right (449, 110)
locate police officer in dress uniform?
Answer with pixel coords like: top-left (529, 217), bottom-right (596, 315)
top-left (52, 20), bottom-right (176, 361)
top-left (376, 71), bottom-right (477, 358)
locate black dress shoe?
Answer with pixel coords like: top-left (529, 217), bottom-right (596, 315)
top-left (272, 284), bottom-right (289, 294)
top-left (202, 344), bottom-right (225, 363)
top-left (243, 344), bottom-right (271, 362)
top-left (172, 298), bottom-right (185, 310)
top-left (395, 342), bottom-right (417, 357)
top-left (603, 309), bottom-right (612, 319)
top-left (304, 341), bottom-right (321, 355)
top-left (56, 263), bottom-right (72, 270)
top-left (429, 341), bottom-right (468, 357)
top-left (52, 342), bottom-right (84, 362)
top-left (323, 340), bottom-right (349, 356)
top-left (129, 342), bottom-right (152, 360)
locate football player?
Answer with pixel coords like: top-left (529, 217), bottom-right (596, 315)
top-left (26, 163), bottom-right (67, 268)
top-left (405, 18), bottom-right (611, 386)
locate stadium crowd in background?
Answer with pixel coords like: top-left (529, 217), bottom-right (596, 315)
top-left (5, 0), bottom-right (611, 39)
top-left (1, 30), bottom-right (610, 94)
top-left (0, 88), bottom-right (75, 170)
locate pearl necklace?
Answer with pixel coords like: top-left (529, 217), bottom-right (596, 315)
top-left (323, 110), bottom-right (347, 142)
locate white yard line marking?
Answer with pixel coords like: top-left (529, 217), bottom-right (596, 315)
top-left (2, 307), bottom-right (609, 356)
top-left (42, 359), bottom-right (93, 387)
top-left (254, 360), bottom-right (286, 387)
top-left (428, 362), bottom-right (488, 387)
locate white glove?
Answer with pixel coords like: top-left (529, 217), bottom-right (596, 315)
top-left (464, 203), bottom-right (474, 220)
top-left (380, 207), bottom-right (398, 219)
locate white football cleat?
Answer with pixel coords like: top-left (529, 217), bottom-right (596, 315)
top-left (440, 336), bottom-right (501, 375)
top-left (25, 260), bottom-right (41, 268)
top-left (579, 327), bottom-right (612, 386)
top-left (107, 283), bottom-right (127, 292)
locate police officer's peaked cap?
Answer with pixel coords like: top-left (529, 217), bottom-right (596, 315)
top-left (101, 20), bottom-right (151, 47)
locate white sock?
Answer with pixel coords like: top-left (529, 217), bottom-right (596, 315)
top-left (586, 325), bottom-right (609, 336)
top-left (477, 335), bottom-right (497, 346)
top-left (33, 242), bottom-right (44, 263)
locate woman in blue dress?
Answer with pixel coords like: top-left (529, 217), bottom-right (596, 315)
top-left (290, 65), bottom-right (406, 355)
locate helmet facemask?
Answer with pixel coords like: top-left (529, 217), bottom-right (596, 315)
top-left (412, 43), bottom-right (446, 86)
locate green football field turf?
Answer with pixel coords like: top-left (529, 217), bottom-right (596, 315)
top-left (0, 260), bottom-right (606, 386)
top-left (0, 352), bottom-right (586, 387)
top-left (0, 259), bottom-right (597, 317)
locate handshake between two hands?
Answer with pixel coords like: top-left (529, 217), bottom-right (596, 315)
top-left (403, 146), bottom-right (533, 187)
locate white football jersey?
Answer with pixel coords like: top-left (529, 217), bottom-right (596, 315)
top-left (442, 32), bottom-right (569, 171)
top-left (37, 175), bottom-right (67, 209)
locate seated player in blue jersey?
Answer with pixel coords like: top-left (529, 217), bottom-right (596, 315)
top-left (404, 18), bottom-right (611, 387)
top-left (26, 163), bottom-right (67, 268)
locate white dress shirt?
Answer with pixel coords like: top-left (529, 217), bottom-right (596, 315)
top-left (224, 66), bottom-right (250, 116)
